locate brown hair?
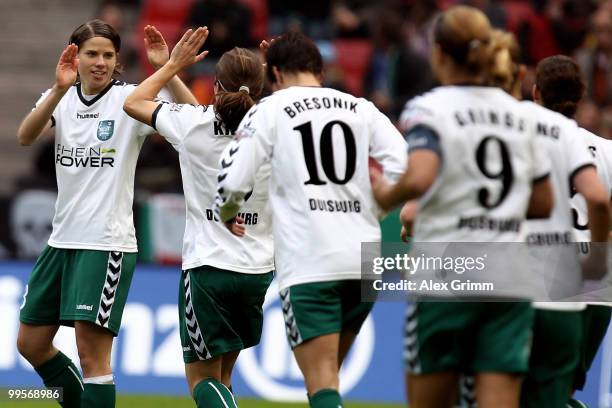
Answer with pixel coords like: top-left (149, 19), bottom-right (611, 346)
top-left (69, 19), bottom-right (122, 76)
top-left (488, 30), bottom-right (522, 92)
top-left (214, 48), bottom-right (265, 133)
top-left (434, 5), bottom-right (492, 76)
top-left (535, 55), bottom-right (585, 118)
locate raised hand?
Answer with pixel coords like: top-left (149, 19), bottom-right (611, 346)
top-left (144, 25), bottom-right (169, 70)
top-left (55, 43), bottom-right (79, 92)
top-left (168, 27), bottom-right (209, 70)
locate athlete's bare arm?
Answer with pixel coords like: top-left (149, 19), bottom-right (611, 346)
top-left (144, 25), bottom-right (200, 105)
top-left (124, 27), bottom-right (209, 125)
top-left (17, 44), bottom-right (78, 146)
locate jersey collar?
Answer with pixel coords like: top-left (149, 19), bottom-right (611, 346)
top-left (76, 79), bottom-right (116, 107)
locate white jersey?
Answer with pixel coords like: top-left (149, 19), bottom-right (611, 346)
top-left (37, 80), bottom-right (157, 252)
top-left (519, 102), bottom-right (594, 311)
top-left (571, 128), bottom-right (612, 240)
top-left (400, 86), bottom-right (550, 243)
top-left (152, 102), bottom-right (274, 273)
top-left (215, 86), bottom-right (407, 290)
top-left (570, 128), bottom-right (612, 306)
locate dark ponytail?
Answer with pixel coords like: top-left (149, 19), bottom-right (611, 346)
top-left (214, 48), bottom-right (264, 133)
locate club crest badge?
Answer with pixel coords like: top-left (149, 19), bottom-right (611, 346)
top-left (97, 120), bottom-right (115, 141)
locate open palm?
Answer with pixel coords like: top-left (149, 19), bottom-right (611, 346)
top-left (144, 25), bottom-right (170, 70)
top-left (55, 44), bottom-right (79, 91)
top-left (169, 27), bottom-right (209, 70)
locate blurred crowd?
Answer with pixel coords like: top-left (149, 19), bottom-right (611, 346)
top-left (19, 0), bottom-right (612, 193)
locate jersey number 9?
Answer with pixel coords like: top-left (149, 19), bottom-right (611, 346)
top-left (475, 136), bottom-right (514, 209)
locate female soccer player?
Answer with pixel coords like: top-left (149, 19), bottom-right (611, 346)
top-left (484, 32), bottom-right (610, 408)
top-left (16, 20), bottom-right (195, 407)
top-left (123, 28), bottom-right (273, 408)
top-left (215, 32), bottom-right (407, 408)
top-left (532, 55), bottom-right (612, 408)
top-left (371, 6), bottom-right (553, 408)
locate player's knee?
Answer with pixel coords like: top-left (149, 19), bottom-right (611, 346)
top-left (16, 330), bottom-right (46, 362)
top-left (16, 333), bottom-right (32, 360)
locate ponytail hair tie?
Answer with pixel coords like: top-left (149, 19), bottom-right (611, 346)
top-left (239, 85), bottom-right (250, 94)
top-left (469, 39), bottom-right (483, 49)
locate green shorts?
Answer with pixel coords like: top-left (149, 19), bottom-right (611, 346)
top-left (178, 265), bottom-right (273, 363)
top-left (405, 301), bottom-right (533, 375)
top-left (574, 304), bottom-right (612, 390)
top-left (521, 309), bottom-right (583, 408)
top-left (19, 245), bottom-right (137, 336)
top-left (279, 280), bottom-right (374, 349)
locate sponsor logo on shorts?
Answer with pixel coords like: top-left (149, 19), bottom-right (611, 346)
top-left (76, 304), bottom-right (93, 311)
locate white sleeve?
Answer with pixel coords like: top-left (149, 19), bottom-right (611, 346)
top-left (215, 102), bottom-right (274, 222)
top-left (600, 140), bottom-right (612, 196)
top-left (399, 97), bottom-right (441, 134)
top-left (155, 87), bottom-right (173, 103)
top-left (34, 88), bottom-right (57, 127)
top-left (531, 133), bottom-right (552, 181)
top-left (368, 102), bottom-right (408, 182)
top-left (152, 102), bottom-right (207, 149)
top-left (566, 124), bottom-right (596, 182)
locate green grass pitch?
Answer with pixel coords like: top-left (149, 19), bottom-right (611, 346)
top-left (1, 394), bottom-right (405, 407)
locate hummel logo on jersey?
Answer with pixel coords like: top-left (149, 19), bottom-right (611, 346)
top-left (97, 120), bottom-right (115, 141)
top-left (76, 112), bottom-right (99, 119)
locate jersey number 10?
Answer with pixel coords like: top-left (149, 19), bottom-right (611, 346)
top-left (295, 120), bottom-right (357, 185)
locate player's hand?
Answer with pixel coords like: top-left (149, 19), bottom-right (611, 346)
top-left (399, 201), bottom-right (417, 242)
top-left (225, 216), bottom-right (246, 237)
top-left (369, 157), bottom-right (389, 206)
top-left (400, 225), bottom-right (409, 243)
top-left (168, 27), bottom-right (209, 70)
top-left (259, 39), bottom-right (276, 53)
top-left (144, 25), bottom-right (170, 70)
top-left (54, 43), bottom-right (79, 92)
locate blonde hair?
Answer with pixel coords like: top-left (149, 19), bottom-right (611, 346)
top-left (434, 5), bottom-right (493, 75)
top-left (488, 29), bottom-right (521, 92)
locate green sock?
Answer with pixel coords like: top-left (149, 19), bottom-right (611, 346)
top-left (309, 389), bottom-right (343, 408)
top-left (193, 378), bottom-right (237, 408)
top-left (35, 351), bottom-right (83, 408)
top-left (80, 381), bottom-right (115, 408)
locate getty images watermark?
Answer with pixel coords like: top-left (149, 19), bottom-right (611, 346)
top-left (360, 242), bottom-right (612, 302)
top-left (370, 252), bottom-right (494, 293)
